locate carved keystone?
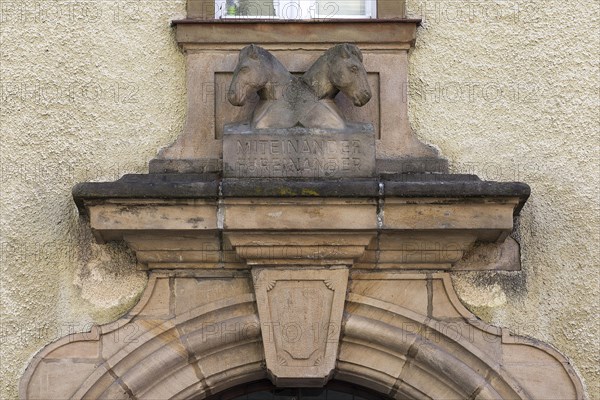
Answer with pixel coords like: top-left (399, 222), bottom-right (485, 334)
top-left (252, 267), bottom-right (349, 387)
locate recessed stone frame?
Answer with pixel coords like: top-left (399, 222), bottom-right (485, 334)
top-left (151, 19), bottom-right (446, 174)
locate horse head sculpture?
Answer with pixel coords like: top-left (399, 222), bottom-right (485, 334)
top-left (227, 44), bottom-right (294, 106)
top-left (302, 43), bottom-right (372, 107)
top-left (227, 43), bottom-right (372, 130)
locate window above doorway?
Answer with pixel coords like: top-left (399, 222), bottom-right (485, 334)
top-left (215, 0), bottom-right (377, 19)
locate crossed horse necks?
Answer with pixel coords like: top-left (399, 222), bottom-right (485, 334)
top-left (227, 43), bottom-right (372, 130)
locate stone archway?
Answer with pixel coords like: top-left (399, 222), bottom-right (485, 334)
top-left (20, 272), bottom-right (584, 399)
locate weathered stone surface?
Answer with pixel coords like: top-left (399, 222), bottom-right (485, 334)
top-left (136, 277), bottom-right (171, 318)
top-left (73, 174), bottom-right (529, 205)
top-left (383, 177), bottom-right (530, 201)
top-left (72, 173), bottom-right (219, 212)
top-left (26, 360), bottom-right (98, 400)
top-left (172, 20), bottom-right (419, 48)
top-left (148, 158), bottom-right (221, 174)
top-left (253, 268), bottom-right (349, 387)
top-left (383, 199), bottom-right (517, 231)
top-left (227, 44), bottom-right (372, 130)
top-left (72, 175), bottom-right (530, 270)
top-left (87, 199), bottom-right (218, 243)
top-left (377, 157), bottom-right (449, 174)
top-left (222, 198), bottom-right (377, 231)
top-left (173, 277), bottom-right (254, 315)
top-left (453, 237), bottom-right (522, 271)
top-left (227, 232), bottom-right (375, 266)
top-left (222, 178), bottom-right (380, 197)
top-left (223, 124), bottom-right (376, 178)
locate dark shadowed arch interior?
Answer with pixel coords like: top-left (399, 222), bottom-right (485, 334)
top-left (203, 380), bottom-right (393, 400)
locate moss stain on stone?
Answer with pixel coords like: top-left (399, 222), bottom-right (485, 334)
top-left (301, 189), bottom-right (320, 196)
top-left (277, 187), bottom-right (297, 196)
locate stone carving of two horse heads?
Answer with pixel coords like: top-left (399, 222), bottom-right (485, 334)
top-left (227, 43), bottom-right (371, 130)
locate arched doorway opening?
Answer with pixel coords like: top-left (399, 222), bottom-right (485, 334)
top-left (204, 380), bottom-right (392, 400)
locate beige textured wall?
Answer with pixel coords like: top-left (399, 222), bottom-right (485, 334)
top-left (405, 0), bottom-right (599, 397)
top-left (0, 1), bottom-right (597, 399)
top-left (0, 1), bottom-right (187, 397)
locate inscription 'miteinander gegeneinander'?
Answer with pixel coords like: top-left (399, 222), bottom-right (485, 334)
top-left (234, 137), bottom-right (364, 177)
top-left (227, 44), bottom-right (371, 130)
top-left (234, 138), bottom-right (363, 177)
top-left (236, 138), bottom-right (362, 156)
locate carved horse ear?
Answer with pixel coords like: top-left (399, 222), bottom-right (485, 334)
top-left (247, 44), bottom-right (260, 59)
top-left (340, 44), bottom-right (352, 59)
top-left (344, 43), bottom-right (363, 62)
top-left (339, 43), bottom-right (363, 62)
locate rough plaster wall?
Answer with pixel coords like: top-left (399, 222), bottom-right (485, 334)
top-left (405, 0), bottom-right (599, 397)
top-left (0, 0), bottom-right (597, 399)
top-left (0, 1), bottom-right (187, 398)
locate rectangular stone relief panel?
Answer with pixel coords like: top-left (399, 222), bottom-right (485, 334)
top-left (214, 72), bottom-right (381, 140)
top-left (153, 20), bottom-right (428, 165)
top-left (157, 47), bottom-right (421, 161)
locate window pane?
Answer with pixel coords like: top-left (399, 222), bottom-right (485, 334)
top-left (318, 0), bottom-right (366, 17)
top-left (224, 0), bottom-right (276, 16)
top-left (217, 0), bottom-right (372, 18)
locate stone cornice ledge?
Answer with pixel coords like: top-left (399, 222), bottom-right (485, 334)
top-left (72, 174), bottom-right (530, 271)
top-left (73, 174), bottom-right (529, 214)
top-left (171, 19), bottom-right (421, 50)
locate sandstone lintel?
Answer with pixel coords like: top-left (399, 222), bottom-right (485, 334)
top-left (172, 19), bottom-right (421, 49)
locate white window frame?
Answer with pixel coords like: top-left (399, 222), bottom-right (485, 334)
top-left (215, 0), bottom-right (376, 19)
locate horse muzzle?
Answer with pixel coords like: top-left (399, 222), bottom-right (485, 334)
top-left (354, 90), bottom-right (372, 106)
top-left (227, 90), bottom-right (246, 107)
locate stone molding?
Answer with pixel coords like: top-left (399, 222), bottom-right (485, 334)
top-left (171, 20), bottom-right (420, 51)
top-left (19, 174), bottom-right (586, 397)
